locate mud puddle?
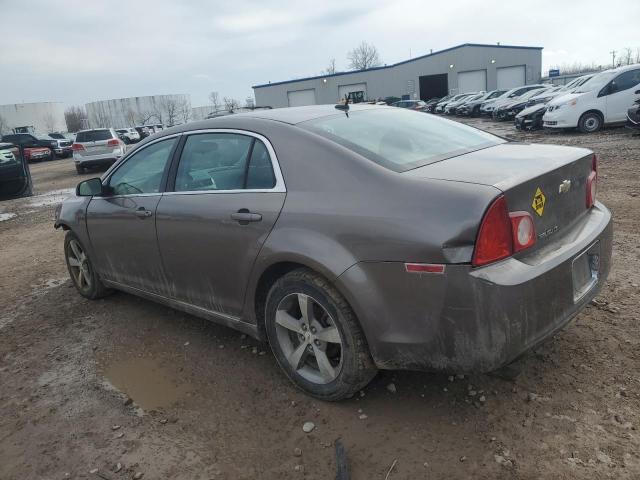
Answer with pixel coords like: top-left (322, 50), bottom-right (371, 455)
top-left (103, 357), bottom-right (191, 410)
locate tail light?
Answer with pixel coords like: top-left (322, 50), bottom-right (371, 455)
top-left (72, 143), bottom-right (84, 151)
top-left (107, 139), bottom-right (121, 147)
top-left (472, 195), bottom-right (537, 267)
top-left (586, 154), bottom-right (597, 208)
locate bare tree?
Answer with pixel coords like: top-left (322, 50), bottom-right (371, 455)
top-left (223, 97), bottom-right (240, 112)
top-left (0, 115), bottom-right (9, 135)
top-left (623, 47), bottom-right (633, 65)
top-left (125, 109), bottom-right (137, 126)
top-left (64, 106), bottom-right (87, 132)
top-left (178, 97), bottom-right (191, 123)
top-left (209, 91), bottom-right (221, 111)
top-left (157, 98), bottom-right (179, 126)
top-left (347, 42), bottom-right (381, 70)
top-left (324, 58), bottom-right (337, 75)
top-left (136, 111), bottom-right (155, 125)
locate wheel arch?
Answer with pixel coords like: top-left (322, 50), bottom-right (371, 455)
top-left (580, 109), bottom-right (605, 122)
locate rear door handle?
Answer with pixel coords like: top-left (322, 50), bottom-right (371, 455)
top-left (231, 209), bottom-right (262, 224)
top-left (134, 207), bottom-right (153, 218)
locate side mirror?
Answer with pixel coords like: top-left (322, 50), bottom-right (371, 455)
top-left (76, 177), bottom-right (104, 196)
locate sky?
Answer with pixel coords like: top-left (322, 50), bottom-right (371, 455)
top-left (1, 0), bottom-right (638, 108)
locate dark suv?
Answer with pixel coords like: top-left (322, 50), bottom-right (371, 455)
top-left (1, 133), bottom-right (57, 158)
top-left (0, 143), bottom-right (32, 199)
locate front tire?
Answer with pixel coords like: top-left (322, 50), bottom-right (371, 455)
top-left (265, 269), bottom-right (377, 401)
top-left (64, 232), bottom-right (111, 299)
top-left (578, 112), bottom-right (602, 133)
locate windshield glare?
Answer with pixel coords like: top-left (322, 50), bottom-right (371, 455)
top-left (302, 108), bottom-right (504, 172)
top-left (574, 71), bottom-right (616, 93)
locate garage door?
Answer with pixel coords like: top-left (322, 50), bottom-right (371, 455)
top-left (338, 83), bottom-right (367, 101)
top-left (287, 89), bottom-right (316, 107)
top-left (457, 70), bottom-right (486, 93)
top-left (497, 66), bottom-right (526, 90)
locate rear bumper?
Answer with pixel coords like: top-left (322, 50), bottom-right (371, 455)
top-left (337, 203), bottom-right (612, 372)
top-left (74, 156), bottom-right (118, 167)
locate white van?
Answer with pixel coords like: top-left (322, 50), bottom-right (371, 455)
top-left (543, 64), bottom-right (640, 132)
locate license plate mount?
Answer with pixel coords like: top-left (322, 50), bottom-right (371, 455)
top-left (572, 241), bottom-right (600, 303)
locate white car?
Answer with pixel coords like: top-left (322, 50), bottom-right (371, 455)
top-left (543, 64), bottom-right (640, 133)
top-left (72, 128), bottom-right (126, 174)
top-left (115, 128), bottom-right (141, 144)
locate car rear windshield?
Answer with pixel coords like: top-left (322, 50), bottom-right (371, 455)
top-left (300, 108), bottom-right (504, 172)
top-left (76, 130), bottom-right (112, 142)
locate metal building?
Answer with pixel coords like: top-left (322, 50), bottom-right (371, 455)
top-left (0, 102), bottom-right (66, 134)
top-left (253, 43), bottom-right (542, 108)
top-left (85, 94), bottom-right (192, 129)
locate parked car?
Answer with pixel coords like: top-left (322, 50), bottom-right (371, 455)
top-left (544, 64), bottom-right (640, 133)
top-left (424, 97), bottom-right (443, 113)
top-left (55, 104), bottom-right (611, 400)
top-left (134, 126), bottom-right (151, 139)
top-left (391, 100), bottom-right (429, 112)
top-left (47, 133), bottom-right (74, 157)
top-left (382, 96), bottom-right (402, 105)
top-left (434, 93), bottom-right (471, 113)
top-left (480, 85), bottom-right (546, 116)
top-left (457, 90), bottom-right (506, 116)
top-left (493, 87), bottom-right (556, 121)
top-left (115, 128), bottom-right (141, 144)
top-left (627, 97), bottom-right (640, 131)
top-left (1, 132), bottom-right (57, 158)
top-left (445, 92), bottom-right (483, 114)
top-left (72, 128), bottom-right (126, 174)
top-left (0, 142), bottom-right (32, 199)
top-left (23, 146), bottom-right (53, 162)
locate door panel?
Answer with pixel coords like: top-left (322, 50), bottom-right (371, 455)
top-left (87, 195), bottom-right (167, 291)
top-left (156, 192), bottom-right (285, 316)
top-left (604, 69), bottom-right (640, 123)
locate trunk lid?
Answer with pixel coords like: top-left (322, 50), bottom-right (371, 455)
top-left (405, 143), bottom-right (595, 248)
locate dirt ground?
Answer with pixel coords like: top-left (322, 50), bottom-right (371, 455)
top-left (1, 120), bottom-right (639, 480)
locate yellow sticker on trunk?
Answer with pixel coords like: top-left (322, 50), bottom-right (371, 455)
top-left (532, 187), bottom-right (546, 216)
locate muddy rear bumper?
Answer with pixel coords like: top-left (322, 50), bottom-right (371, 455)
top-left (336, 203), bottom-right (612, 373)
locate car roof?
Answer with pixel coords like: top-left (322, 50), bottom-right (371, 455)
top-left (229, 103), bottom-right (385, 125)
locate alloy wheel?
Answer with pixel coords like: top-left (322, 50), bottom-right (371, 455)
top-left (67, 239), bottom-right (93, 291)
top-left (274, 293), bottom-right (343, 384)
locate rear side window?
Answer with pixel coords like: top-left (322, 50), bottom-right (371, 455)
top-left (610, 69), bottom-right (640, 93)
top-left (302, 108), bottom-right (503, 172)
top-left (175, 133), bottom-right (253, 191)
top-left (246, 141), bottom-right (276, 189)
top-left (76, 130), bottom-right (112, 142)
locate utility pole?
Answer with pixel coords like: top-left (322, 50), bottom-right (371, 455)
top-left (610, 50), bottom-right (616, 67)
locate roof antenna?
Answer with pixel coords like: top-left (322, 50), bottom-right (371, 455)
top-left (335, 94), bottom-right (349, 117)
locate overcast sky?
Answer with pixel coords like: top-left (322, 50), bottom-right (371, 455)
top-left (1, 0), bottom-right (638, 108)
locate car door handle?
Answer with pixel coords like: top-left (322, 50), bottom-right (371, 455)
top-left (134, 207), bottom-right (153, 218)
top-left (231, 209), bottom-right (262, 224)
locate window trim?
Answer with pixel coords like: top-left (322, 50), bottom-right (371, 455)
top-left (163, 129), bottom-right (286, 195)
top-left (99, 133), bottom-right (183, 198)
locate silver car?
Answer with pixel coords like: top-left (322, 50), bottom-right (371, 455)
top-left (55, 105), bottom-right (612, 400)
top-left (72, 128), bottom-right (126, 174)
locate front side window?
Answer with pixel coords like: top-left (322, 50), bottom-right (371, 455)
top-left (302, 108), bottom-right (503, 172)
top-left (609, 69), bottom-right (640, 94)
top-left (108, 137), bottom-right (177, 195)
top-left (175, 133), bottom-right (276, 191)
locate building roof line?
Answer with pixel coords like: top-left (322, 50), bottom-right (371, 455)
top-left (252, 43), bottom-right (543, 89)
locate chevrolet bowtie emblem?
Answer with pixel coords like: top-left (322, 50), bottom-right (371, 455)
top-left (558, 180), bottom-right (571, 194)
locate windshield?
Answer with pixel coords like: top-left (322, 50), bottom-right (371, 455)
top-left (49, 133), bottom-right (65, 139)
top-left (301, 108), bottom-right (504, 173)
top-left (574, 70), bottom-right (616, 93)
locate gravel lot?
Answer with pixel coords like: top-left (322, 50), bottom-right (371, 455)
top-left (1, 120), bottom-right (639, 480)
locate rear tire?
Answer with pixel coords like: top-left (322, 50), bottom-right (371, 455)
top-left (265, 268), bottom-right (377, 401)
top-left (64, 231), bottom-right (112, 300)
top-left (578, 112), bottom-right (602, 133)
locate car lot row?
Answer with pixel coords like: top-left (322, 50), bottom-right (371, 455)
top-left (394, 63), bottom-right (640, 134)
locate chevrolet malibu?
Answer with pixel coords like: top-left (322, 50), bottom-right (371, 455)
top-left (55, 105), bottom-right (612, 400)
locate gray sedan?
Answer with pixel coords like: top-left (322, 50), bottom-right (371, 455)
top-left (55, 104), bottom-right (612, 400)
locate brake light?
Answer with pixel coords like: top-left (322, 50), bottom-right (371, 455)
top-left (107, 139), bottom-right (120, 147)
top-left (472, 196), bottom-right (513, 266)
top-left (586, 153), bottom-right (597, 208)
top-left (509, 212), bottom-right (536, 252)
top-left (72, 143), bottom-right (84, 151)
